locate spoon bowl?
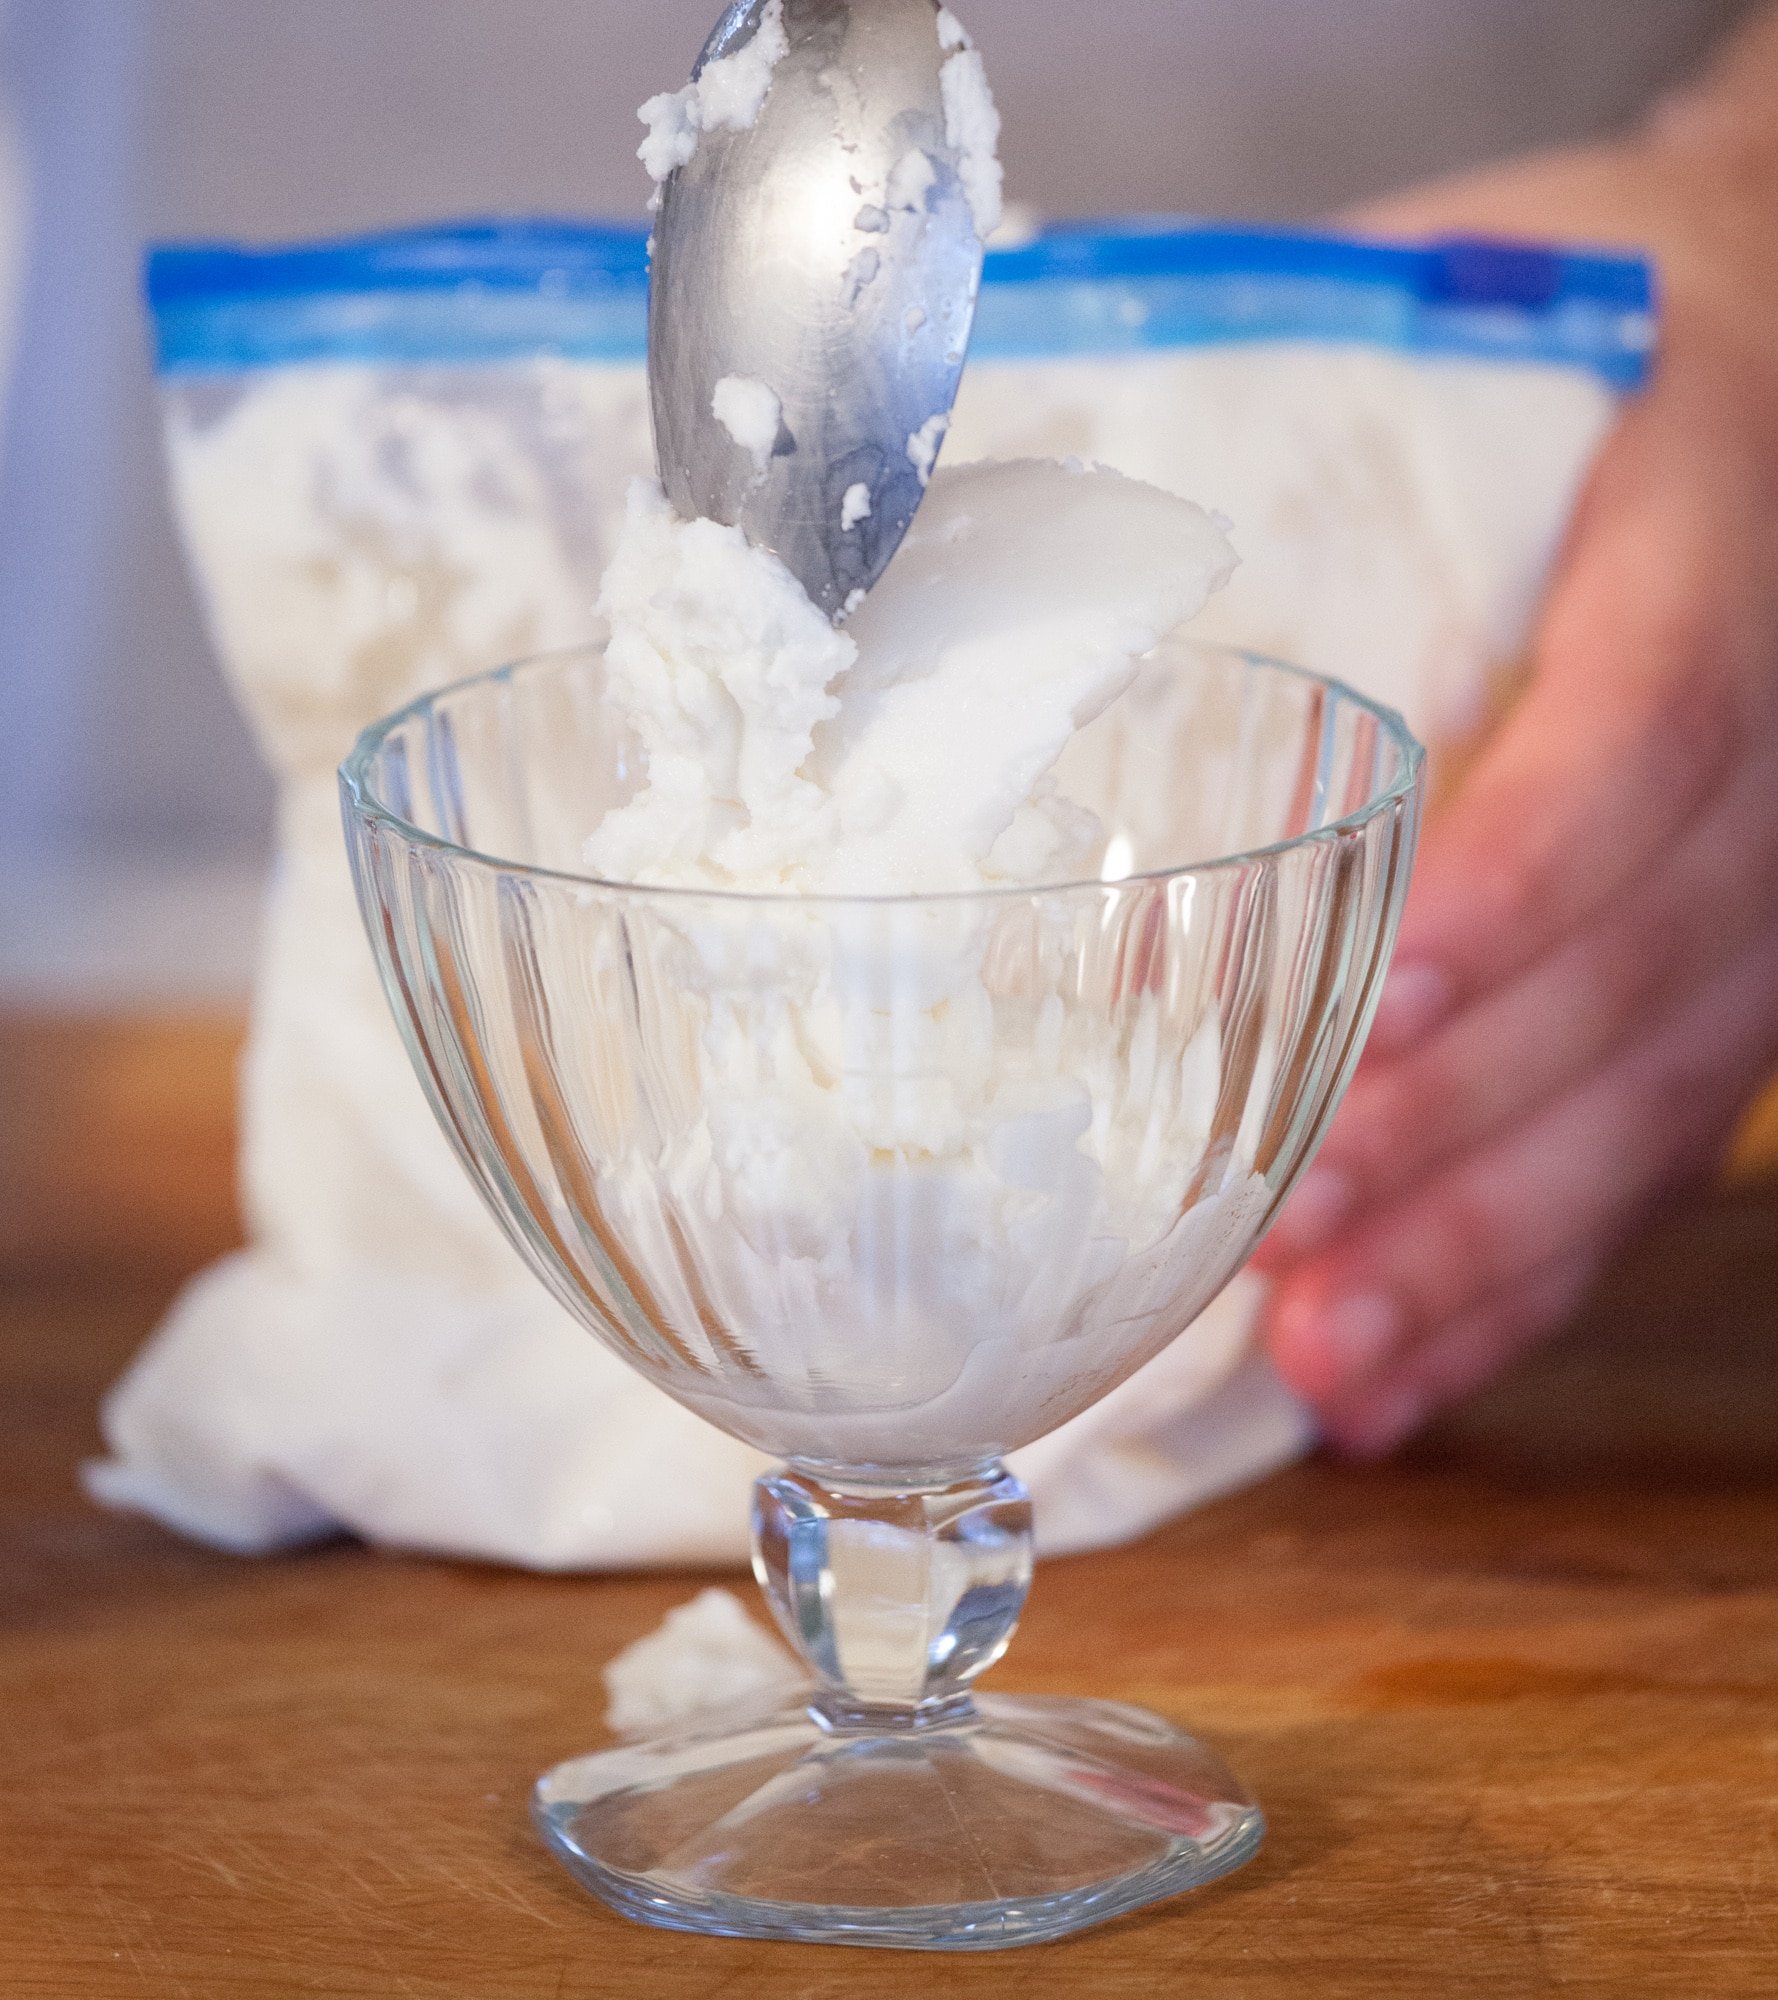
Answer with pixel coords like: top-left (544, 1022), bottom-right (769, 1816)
top-left (647, 0), bottom-right (993, 617)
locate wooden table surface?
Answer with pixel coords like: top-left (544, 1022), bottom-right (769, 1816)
top-left (5, 1013), bottom-right (1778, 1997)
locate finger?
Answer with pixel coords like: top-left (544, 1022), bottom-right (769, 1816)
top-left (1257, 721), bottom-right (1778, 1263)
top-left (1316, 1246), bottom-right (1604, 1459)
top-left (1368, 333), bottom-right (1778, 1057)
top-left (1266, 908), bottom-right (1778, 1407)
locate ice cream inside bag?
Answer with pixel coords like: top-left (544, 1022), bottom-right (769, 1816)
top-left (85, 220), bottom-right (1654, 1566)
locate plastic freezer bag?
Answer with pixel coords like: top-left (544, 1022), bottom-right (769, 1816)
top-left (84, 218), bottom-right (1654, 1565)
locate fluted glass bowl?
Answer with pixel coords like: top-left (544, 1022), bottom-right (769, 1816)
top-left (340, 636), bottom-right (1422, 1950)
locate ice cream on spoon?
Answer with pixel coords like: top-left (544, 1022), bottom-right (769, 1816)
top-left (588, 458), bottom-right (1235, 897)
top-left (602, 0), bottom-right (1237, 901)
top-left (571, 0), bottom-right (1247, 1474)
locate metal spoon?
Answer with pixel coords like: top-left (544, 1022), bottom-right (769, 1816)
top-left (647, 0), bottom-right (990, 619)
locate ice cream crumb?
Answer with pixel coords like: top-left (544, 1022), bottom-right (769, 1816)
top-left (841, 482), bottom-right (872, 530)
top-left (935, 11), bottom-right (1004, 238)
top-left (712, 375), bottom-right (782, 469)
top-left (638, 94), bottom-right (698, 183)
top-left (603, 1588), bottom-right (802, 1736)
top-left (886, 148), bottom-right (937, 214)
top-left (638, 0), bottom-right (790, 183)
top-left (854, 204), bottom-right (889, 233)
top-left (907, 412), bottom-right (950, 485)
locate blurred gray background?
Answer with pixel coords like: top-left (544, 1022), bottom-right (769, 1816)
top-left (0, 0), bottom-right (1754, 1002)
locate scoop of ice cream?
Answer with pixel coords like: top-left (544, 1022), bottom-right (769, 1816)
top-left (813, 458), bottom-right (1237, 894)
top-left (572, 457), bottom-right (1246, 1469)
top-left (586, 457), bottom-right (1236, 897)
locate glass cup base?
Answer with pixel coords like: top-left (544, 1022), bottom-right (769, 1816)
top-left (533, 1689), bottom-right (1264, 1951)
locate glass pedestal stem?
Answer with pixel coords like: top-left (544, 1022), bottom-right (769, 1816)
top-left (752, 1461), bottom-right (1032, 1733)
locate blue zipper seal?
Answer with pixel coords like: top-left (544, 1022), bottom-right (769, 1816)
top-left (148, 215), bottom-right (1656, 388)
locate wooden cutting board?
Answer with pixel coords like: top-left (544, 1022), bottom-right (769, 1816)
top-left (4, 1013), bottom-right (1778, 1996)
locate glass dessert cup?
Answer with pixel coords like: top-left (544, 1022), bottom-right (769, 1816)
top-left (340, 637), bottom-right (1422, 1950)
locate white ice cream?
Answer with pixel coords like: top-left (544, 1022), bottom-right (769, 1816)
top-left (886, 147), bottom-right (937, 216)
top-left (935, 7), bottom-right (1004, 238)
top-left (603, 1588), bottom-right (800, 1735)
top-left (711, 374), bottom-right (783, 469)
top-left (604, 0), bottom-right (1264, 1471)
top-left (585, 458), bottom-right (1235, 897)
top-left (638, 0), bottom-right (791, 184)
top-left (906, 412), bottom-right (949, 486)
top-left (569, 457), bottom-right (1251, 1465)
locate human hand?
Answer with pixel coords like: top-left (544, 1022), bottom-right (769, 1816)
top-left (1256, 11), bottom-right (1778, 1455)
